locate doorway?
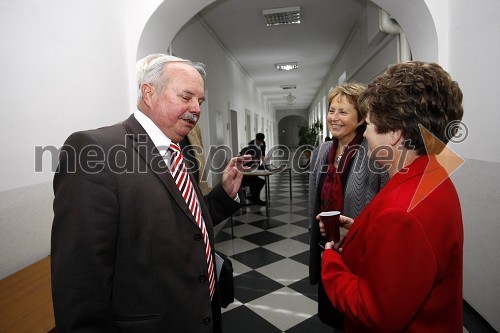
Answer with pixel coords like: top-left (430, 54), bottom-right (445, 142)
top-left (230, 109), bottom-right (238, 156)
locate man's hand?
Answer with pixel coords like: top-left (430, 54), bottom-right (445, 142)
top-left (221, 155), bottom-right (252, 198)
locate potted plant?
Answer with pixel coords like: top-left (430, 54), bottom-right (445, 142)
top-left (298, 120), bottom-right (322, 146)
top-left (297, 120), bottom-right (323, 167)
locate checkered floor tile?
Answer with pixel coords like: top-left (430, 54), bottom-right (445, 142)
top-left (215, 170), bottom-right (333, 332)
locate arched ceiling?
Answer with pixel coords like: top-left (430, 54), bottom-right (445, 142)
top-left (138, 0), bottom-right (437, 113)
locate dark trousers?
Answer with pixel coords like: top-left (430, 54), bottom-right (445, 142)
top-left (241, 175), bottom-right (265, 199)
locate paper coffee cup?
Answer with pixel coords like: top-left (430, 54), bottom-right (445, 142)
top-left (319, 211), bottom-right (341, 242)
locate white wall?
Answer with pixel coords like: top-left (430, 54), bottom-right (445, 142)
top-left (0, 0), bottom-right (131, 191)
top-left (440, 0), bottom-right (500, 328)
top-left (447, 0), bottom-right (500, 163)
top-left (0, 0), bottom-right (131, 278)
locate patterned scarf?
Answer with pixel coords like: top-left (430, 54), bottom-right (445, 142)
top-left (320, 133), bottom-right (363, 213)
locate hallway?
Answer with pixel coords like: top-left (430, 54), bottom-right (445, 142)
top-left (215, 169), bottom-right (479, 332)
top-left (215, 169), bottom-right (331, 332)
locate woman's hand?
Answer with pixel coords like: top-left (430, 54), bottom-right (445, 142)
top-left (316, 213), bottom-right (326, 237)
top-left (318, 214), bottom-right (353, 254)
top-left (339, 215), bottom-right (354, 230)
top-left (317, 213), bottom-right (354, 235)
top-left (325, 240), bottom-right (343, 253)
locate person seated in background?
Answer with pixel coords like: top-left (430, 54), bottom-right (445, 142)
top-left (248, 133), bottom-right (266, 164)
top-left (239, 141), bottom-right (266, 205)
top-left (301, 148), bottom-right (313, 169)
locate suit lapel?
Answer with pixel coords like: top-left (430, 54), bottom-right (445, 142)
top-left (121, 115), bottom-right (199, 228)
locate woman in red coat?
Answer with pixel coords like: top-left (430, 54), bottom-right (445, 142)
top-left (320, 61), bottom-right (464, 332)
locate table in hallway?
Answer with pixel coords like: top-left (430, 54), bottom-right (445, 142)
top-left (243, 166), bottom-right (291, 216)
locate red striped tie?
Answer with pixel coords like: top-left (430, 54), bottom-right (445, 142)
top-left (168, 143), bottom-right (215, 299)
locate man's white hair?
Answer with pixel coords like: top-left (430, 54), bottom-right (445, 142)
top-left (136, 54), bottom-right (206, 105)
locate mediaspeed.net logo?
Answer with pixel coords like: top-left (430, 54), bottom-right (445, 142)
top-left (408, 123), bottom-right (467, 212)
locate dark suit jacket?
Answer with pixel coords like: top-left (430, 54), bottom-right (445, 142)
top-left (51, 115), bottom-right (241, 333)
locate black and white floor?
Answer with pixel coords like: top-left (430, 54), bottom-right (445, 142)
top-left (215, 169), bottom-right (477, 333)
top-left (215, 170), bottom-right (330, 332)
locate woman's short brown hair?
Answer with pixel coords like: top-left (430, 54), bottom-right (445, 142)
top-left (328, 82), bottom-right (367, 134)
top-left (359, 61), bottom-right (463, 155)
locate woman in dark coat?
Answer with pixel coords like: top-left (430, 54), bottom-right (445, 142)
top-left (308, 83), bottom-right (386, 329)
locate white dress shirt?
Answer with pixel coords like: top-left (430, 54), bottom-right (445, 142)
top-left (134, 109), bottom-right (172, 159)
top-left (133, 110), bottom-right (239, 202)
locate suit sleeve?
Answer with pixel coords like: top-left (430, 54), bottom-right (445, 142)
top-left (321, 208), bottom-right (437, 332)
top-left (51, 132), bottom-right (118, 332)
top-left (203, 183), bottom-right (242, 225)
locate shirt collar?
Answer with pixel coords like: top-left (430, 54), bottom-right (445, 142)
top-left (134, 109), bottom-right (171, 157)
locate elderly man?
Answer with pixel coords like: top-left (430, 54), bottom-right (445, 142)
top-left (51, 54), bottom-right (250, 332)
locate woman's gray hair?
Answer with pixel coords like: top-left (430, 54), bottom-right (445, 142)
top-left (136, 54), bottom-right (206, 104)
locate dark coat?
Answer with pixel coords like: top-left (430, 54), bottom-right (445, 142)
top-left (51, 115), bottom-right (240, 333)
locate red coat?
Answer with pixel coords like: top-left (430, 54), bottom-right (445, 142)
top-left (322, 155), bottom-right (463, 332)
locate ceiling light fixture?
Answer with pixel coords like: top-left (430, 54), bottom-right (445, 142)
top-left (280, 84), bottom-right (297, 90)
top-left (275, 62), bottom-right (298, 71)
top-left (285, 93), bottom-right (296, 103)
top-left (263, 6), bottom-right (301, 27)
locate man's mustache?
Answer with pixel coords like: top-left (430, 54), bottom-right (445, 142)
top-left (179, 113), bottom-right (198, 123)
